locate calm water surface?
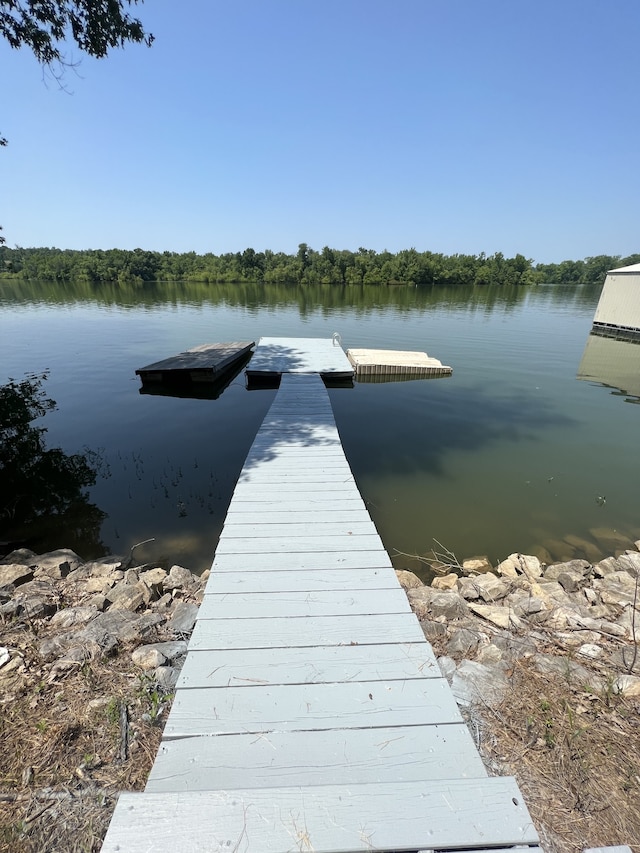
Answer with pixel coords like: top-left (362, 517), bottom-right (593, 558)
top-left (1, 280), bottom-right (638, 577)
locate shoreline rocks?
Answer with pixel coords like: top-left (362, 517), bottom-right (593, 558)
top-left (397, 548), bottom-right (640, 706)
top-left (0, 548), bottom-right (208, 699)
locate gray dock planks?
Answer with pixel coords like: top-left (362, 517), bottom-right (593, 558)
top-left (102, 368), bottom-right (539, 853)
top-left (163, 677), bottom-right (463, 738)
top-left (197, 588), bottom-right (412, 619)
top-left (188, 612), bottom-right (426, 649)
top-left (215, 533), bottom-right (385, 553)
top-left (202, 567), bottom-right (398, 592)
top-left (102, 778), bottom-right (538, 853)
top-left (210, 549), bottom-right (394, 571)
top-left (247, 336), bottom-right (354, 376)
top-left (146, 723), bottom-right (487, 791)
top-left (175, 642), bottom-right (439, 689)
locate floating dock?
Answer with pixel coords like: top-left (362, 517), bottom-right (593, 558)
top-left (246, 336), bottom-right (354, 379)
top-left (136, 341), bottom-right (255, 384)
top-left (102, 366), bottom-right (539, 853)
top-left (347, 347), bottom-right (453, 378)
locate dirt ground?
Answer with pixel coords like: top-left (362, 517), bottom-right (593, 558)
top-left (474, 658), bottom-right (640, 853)
top-left (0, 641), bottom-right (165, 853)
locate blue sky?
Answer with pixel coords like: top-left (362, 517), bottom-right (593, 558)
top-left (2, 0), bottom-right (639, 263)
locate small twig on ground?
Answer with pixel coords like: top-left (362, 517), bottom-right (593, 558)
top-left (624, 571), bottom-right (639, 673)
top-left (116, 703), bottom-right (128, 763)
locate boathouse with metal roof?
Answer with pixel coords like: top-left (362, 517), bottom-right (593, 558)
top-left (592, 262), bottom-right (640, 339)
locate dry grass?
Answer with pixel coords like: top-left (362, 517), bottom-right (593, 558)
top-left (0, 645), bottom-right (168, 853)
top-left (473, 656), bottom-right (640, 853)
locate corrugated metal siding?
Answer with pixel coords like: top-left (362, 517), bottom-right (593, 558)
top-left (593, 272), bottom-right (640, 330)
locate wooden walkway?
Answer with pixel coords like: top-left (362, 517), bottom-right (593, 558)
top-left (102, 371), bottom-right (540, 853)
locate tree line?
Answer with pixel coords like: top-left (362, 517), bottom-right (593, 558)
top-left (1, 244), bottom-right (638, 287)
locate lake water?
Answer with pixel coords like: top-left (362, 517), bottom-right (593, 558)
top-left (1, 280), bottom-right (638, 577)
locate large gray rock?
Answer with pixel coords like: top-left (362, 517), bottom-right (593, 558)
top-left (394, 569), bottom-right (423, 590)
top-left (1, 548), bottom-right (37, 565)
top-left (467, 602), bottom-right (519, 630)
top-left (492, 633), bottom-right (537, 659)
top-left (139, 567), bottom-right (168, 591)
top-left (38, 610), bottom-right (164, 661)
top-left (472, 573), bottom-right (510, 602)
top-left (431, 573), bottom-right (458, 591)
top-left (436, 656), bottom-right (457, 681)
top-left (461, 556), bottom-right (493, 575)
top-left (0, 563), bottom-right (34, 592)
top-left (49, 605), bottom-right (98, 629)
top-left (154, 665), bottom-right (181, 691)
top-left (419, 619), bottom-right (448, 641)
top-left (132, 640), bottom-right (187, 670)
top-left (457, 577), bottom-right (481, 600)
top-left (429, 591), bottom-right (469, 620)
top-left (616, 552), bottom-right (640, 577)
top-left (497, 553), bottom-right (542, 580)
top-left (168, 602), bottom-right (199, 635)
top-left (544, 559), bottom-right (590, 582)
top-left (594, 556), bottom-right (620, 577)
top-left (476, 643), bottom-right (503, 664)
top-left (533, 653), bottom-right (600, 689)
top-left (163, 565), bottom-right (195, 591)
top-left (447, 628), bottom-right (480, 658)
top-left (406, 586), bottom-right (437, 620)
top-left (33, 549), bottom-right (83, 578)
top-left (106, 580), bottom-right (153, 611)
top-left (1, 578), bottom-right (58, 619)
top-left (557, 568), bottom-right (588, 593)
top-left (452, 660), bottom-right (509, 708)
top-left (507, 592), bottom-right (546, 618)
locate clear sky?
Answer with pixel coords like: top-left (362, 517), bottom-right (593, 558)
top-left (2, 0), bottom-right (639, 263)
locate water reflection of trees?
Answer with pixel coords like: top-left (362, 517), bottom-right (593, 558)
top-left (0, 372), bottom-right (107, 557)
top-left (0, 278), bottom-right (601, 318)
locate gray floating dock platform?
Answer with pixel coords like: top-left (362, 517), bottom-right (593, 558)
top-left (136, 341), bottom-right (254, 384)
top-left (246, 336), bottom-right (354, 378)
top-left (347, 347), bottom-right (453, 378)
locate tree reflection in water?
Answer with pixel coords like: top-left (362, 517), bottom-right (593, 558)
top-left (0, 372), bottom-right (107, 557)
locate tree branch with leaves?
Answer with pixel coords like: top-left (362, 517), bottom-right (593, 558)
top-left (1, 1), bottom-right (152, 242)
top-left (0, 0), bottom-right (152, 64)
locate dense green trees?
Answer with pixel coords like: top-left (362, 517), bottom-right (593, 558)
top-left (1, 244), bottom-right (638, 287)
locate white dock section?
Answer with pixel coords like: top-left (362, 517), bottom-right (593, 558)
top-left (101, 373), bottom-right (539, 853)
top-left (246, 335), bottom-right (354, 377)
top-left (347, 346), bottom-right (453, 378)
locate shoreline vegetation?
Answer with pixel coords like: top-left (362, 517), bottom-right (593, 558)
top-left (1, 544), bottom-right (639, 852)
top-left (1, 245), bottom-right (639, 288)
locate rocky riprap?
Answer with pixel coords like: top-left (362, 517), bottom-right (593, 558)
top-left (0, 548), bottom-right (208, 704)
top-left (397, 546), bottom-right (640, 705)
